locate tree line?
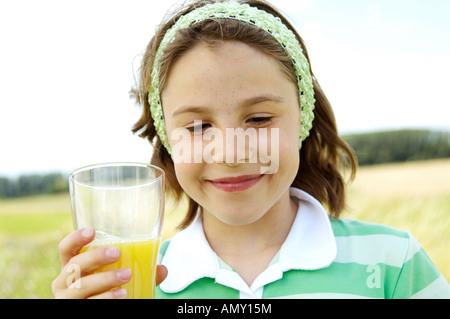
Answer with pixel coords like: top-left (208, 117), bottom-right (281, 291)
top-left (0, 129), bottom-right (448, 198)
top-left (342, 129), bottom-right (450, 166)
top-left (0, 173), bottom-right (68, 198)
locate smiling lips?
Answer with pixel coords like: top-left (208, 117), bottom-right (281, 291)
top-left (207, 174), bottom-right (264, 192)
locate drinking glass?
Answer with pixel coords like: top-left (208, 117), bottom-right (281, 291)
top-left (69, 162), bottom-right (164, 299)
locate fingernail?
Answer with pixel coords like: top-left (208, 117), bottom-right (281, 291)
top-left (116, 268), bottom-right (132, 281)
top-left (81, 227), bottom-right (94, 239)
top-left (105, 247), bottom-right (120, 259)
top-left (113, 288), bottom-right (127, 299)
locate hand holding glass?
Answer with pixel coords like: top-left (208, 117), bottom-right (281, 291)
top-left (69, 163), bottom-right (164, 299)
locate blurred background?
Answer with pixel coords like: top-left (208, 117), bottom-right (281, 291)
top-left (0, 0), bottom-right (449, 298)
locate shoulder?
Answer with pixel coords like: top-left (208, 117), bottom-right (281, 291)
top-left (330, 217), bottom-right (410, 238)
top-left (330, 217), bottom-right (412, 272)
top-left (330, 217), bottom-right (415, 262)
top-left (330, 217), bottom-right (450, 298)
top-left (329, 218), bottom-right (433, 271)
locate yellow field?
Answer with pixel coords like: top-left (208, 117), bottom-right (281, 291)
top-left (0, 159), bottom-right (448, 298)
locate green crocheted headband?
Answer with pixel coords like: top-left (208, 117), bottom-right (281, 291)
top-left (149, 0), bottom-right (315, 154)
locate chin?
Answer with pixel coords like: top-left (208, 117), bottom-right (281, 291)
top-left (205, 202), bottom-right (269, 226)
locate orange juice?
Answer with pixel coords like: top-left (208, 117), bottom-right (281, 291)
top-left (80, 238), bottom-right (160, 299)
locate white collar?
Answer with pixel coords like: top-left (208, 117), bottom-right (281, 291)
top-left (159, 187), bottom-right (337, 294)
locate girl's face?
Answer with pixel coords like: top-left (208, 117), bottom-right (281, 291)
top-left (161, 41), bottom-right (300, 226)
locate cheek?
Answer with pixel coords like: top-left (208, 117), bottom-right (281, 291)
top-left (279, 130), bottom-right (300, 167)
top-left (277, 107), bottom-right (301, 150)
top-left (173, 162), bottom-right (192, 186)
top-left (277, 114), bottom-right (301, 173)
top-left (173, 162), bottom-right (203, 198)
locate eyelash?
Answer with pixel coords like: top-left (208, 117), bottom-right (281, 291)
top-left (186, 122), bottom-right (211, 132)
top-left (248, 116), bottom-right (273, 126)
top-left (185, 117), bottom-right (273, 132)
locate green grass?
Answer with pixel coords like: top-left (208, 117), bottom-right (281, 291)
top-left (1, 159), bottom-right (449, 298)
top-left (0, 212), bottom-right (72, 236)
top-left (0, 235), bottom-right (62, 298)
top-left (0, 193), bottom-right (71, 215)
top-left (0, 193), bottom-right (73, 298)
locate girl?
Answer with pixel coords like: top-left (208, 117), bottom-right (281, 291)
top-left (52, 0), bottom-right (449, 299)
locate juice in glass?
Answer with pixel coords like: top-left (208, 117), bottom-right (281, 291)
top-left (80, 237), bottom-right (160, 299)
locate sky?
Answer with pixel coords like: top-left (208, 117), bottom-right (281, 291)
top-left (0, 0), bottom-right (449, 177)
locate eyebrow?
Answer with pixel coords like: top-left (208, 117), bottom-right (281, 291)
top-left (171, 94), bottom-right (284, 117)
top-left (242, 94), bottom-right (284, 108)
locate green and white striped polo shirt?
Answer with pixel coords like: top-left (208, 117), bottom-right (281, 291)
top-left (156, 188), bottom-right (450, 299)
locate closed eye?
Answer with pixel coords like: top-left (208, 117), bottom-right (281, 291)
top-left (247, 116), bottom-right (273, 126)
top-left (186, 121), bottom-right (211, 132)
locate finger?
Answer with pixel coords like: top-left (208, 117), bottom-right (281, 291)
top-left (56, 268), bottom-right (132, 299)
top-left (59, 228), bottom-right (95, 267)
top-left (53, 246), bottom-right (121, 292)
top-left (156, 265), bottom-right (168, 286)
top-left (67, 246), bottom-right (122, 276)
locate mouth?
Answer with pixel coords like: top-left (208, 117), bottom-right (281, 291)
top-left (207, 174), bottom-right (264, 192)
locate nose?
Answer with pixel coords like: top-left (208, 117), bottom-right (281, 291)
top-left (207, 127), bottom-right (258, 165)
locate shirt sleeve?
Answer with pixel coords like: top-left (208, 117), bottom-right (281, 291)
top-left (392, 232), bottom-right (450, 299)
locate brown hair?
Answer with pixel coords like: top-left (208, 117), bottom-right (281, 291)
top-left (131, 0), bottom-right (357, 229)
